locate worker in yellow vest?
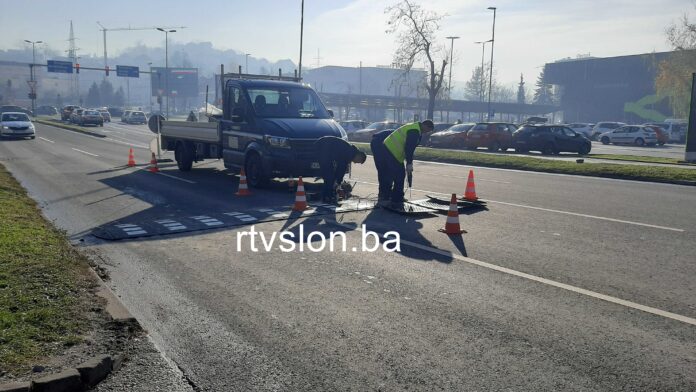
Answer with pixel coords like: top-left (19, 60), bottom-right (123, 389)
top-left (373, 120), bottom-right (434, 205)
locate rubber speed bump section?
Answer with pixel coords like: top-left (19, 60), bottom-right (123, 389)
top-left (91, 199), bottom-right (378, 240)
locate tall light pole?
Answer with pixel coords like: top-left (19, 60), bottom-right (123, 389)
top-left (445, 36), bottom-right (459, 122)
top-left (24, 39), bottom-right (42, 114)
top-left (157, 28), bottom-right (176, 119)
top-left (475, 39), bottom-right (492, 120)
top-left (487, 6), bottom-right (497, 121)
top-left (245, 53), bottom-right (250, 73)
top-left (298, 0), bottom-right (304, 79)
top-left (148, 62), bottom-right (153, 113)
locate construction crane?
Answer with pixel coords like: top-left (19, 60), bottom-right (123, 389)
top-left (96, 22), bottom-right (186, 70)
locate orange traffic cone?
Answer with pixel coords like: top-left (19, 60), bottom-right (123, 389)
top-left (464, 169), bottom-right (478, 201)
top-left (439, 193), bottom-right (466, 235)
top-left (292, 176), bottom-right (308, 211)
top-left (236, 168), bottom-right (252, 196)
top-left (148, 152), bottom-right (159, 173)
top-left (127, 148), bottom-right (136, 167)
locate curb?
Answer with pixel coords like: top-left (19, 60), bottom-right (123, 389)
top-left (34, 120), bottom-right (107, 138)
top-left (0, 270), bottom-right (139, 391)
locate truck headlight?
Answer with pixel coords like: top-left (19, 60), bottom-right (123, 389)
top-left (265, 135), bottom-right (290, 148)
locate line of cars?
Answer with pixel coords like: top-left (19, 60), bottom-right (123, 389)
top-left (60, 106), bottom-right (147, 126)
top-left (567, 120), bottom-right (687, 145)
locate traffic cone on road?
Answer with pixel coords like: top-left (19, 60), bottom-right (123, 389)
top-left (292, 176), bottom-right (308, 211)
top-left (439, 193), bottom-right (467, 235)
top-left (235, 168), bottom-right (252, 196)
top-left (127, 148), bottom-right (136, 167)
top-left (464, 169), bottom-right (478, 201)
top-left (148, 152), bottom-right (159, 173)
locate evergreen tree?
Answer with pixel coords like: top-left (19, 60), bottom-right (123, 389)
top-left (517, 73), bottom-right (526, 104)
top-left (533, 69), bottom-right (554, 105)
top-left (99, 80), bottom-right (114, 106)
top-left (113, 87), bottom-right (125, 107)
top-left (86, 82), bottom-right (101, 107)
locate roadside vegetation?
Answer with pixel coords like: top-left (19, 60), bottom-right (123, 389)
top-left (354, 143), bottom-right (696, 185)
top-left (588, 154), bottom-right (694, 166)
top-left (0, 164), bottom-right (94, 372)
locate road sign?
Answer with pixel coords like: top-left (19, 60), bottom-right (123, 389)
top-left (47, 60), bottom-right (73, 74)
top-left (116, 65), bottom-right (139, 78)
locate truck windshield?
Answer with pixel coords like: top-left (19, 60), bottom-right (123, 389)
top-left (247, 87), bottom-right (330, 119)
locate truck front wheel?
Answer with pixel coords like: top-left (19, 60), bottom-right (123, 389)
top-left (175, 143), bottom-right (193, 171)
top-left (245, 153), bottom-right (269, 188)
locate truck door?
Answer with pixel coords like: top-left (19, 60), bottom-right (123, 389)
top-left (221, 83), bottom-right (258, 167)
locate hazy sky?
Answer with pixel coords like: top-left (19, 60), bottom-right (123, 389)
top-left (0, 0), bottom-right (689, 87)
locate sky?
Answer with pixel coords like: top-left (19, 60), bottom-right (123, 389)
top-left (0, 0), bottom-right (690, 89)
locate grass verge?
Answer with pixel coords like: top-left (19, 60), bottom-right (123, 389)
top-left (353, 143), bottom-right (696, 185)
top-left (0, 164), bottom-right (95, 372)
top-left (34, 118), bottom-right (106, 138)
top-left (588, 154), bottom-right (695, 166)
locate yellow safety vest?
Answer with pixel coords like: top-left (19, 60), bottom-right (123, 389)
top-left (384, 122), bottom-right (421, 163)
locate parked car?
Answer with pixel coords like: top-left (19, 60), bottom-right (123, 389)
top-left (422, 122), bottom-right (455, 146)
top-left (76, 109), bottom-right (105, 126)
top-left (70, 108), bottom-right (85, 123)
top-left (644, 120), bottom-right (687, 143)
top-left (124, 111), bottom-right (147, 124)
top-left (61, 105), bottom-right (79, 121)
top-left (120, 110), bottom-right (133, 122)
top-left (465, 122), bottom-right (518, 151)
top-left (512, 124), bottom-right (592, 155)
top-left (0, 112), bottom-right (35, 139)
top-left (598, 125), bottom-right (657, 146)
top-left (566, 123), bottom-right (594, 138)
top-left (339, 120), bottom-right (369, 134)
top-left (0, 105), bottom-right (33, 117)
top-left (428, 123), bottom-right (475, 148)
top-left (643, 125), bottom-right (669, 146)
top-left (108, 107), bottom-right (124, 117)
top-left (348, 121), bottom-right (400, 142)
top-left (97, 108), bottom-right (111, 122)
top-left (590, 121), bottom-right (626, 140)
top-left (35, 105), bottom-right (59, 116)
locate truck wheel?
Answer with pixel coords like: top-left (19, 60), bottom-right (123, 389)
top-left (245, 153), bottom-right (269, 188)
top-left (175, 143), bottom-right (193, 171)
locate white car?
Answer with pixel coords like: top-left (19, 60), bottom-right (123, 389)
top-left (566, 123), bottom-right (594, 138)
top-left (598, 125), bottom-right (657, 146)
top-left (0, 112), bottom-right (35, 139)
top-left (591, 121), bottom-right (626, 140)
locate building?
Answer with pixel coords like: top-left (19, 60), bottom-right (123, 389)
top-left (302, 65), bottom-right (427, 98)
top-left (544, 51), bottom-right (673, 124)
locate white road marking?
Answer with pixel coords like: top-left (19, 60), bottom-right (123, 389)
top-left (126, 230), bottom-right (147, 235)
top-left (71, 148), bottom-right (99, 157)
top-left (418, 171), bottom-right (511, 184)
top-left (353, 179), bottom-right (685, 232)
top-left (38, 136), bottom-right (54, 143)
top-left (340, 222), bottom-right (696, 326)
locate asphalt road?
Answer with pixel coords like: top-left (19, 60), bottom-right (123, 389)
top-left (1, 122), bottom-right (695, 391)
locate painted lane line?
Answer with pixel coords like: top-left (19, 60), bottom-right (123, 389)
top-left (485, 200), bottom-right (685, 233)
top-left (338, 222), bottom-right (696, 327)
top-left (72, 148), bottom-right (99, 157)
top-left (417, 171), bottom-right (511, 184)
top-left (38, 136), bottom-right (55, 143)
top-left (352, 179), bottom-right (685, 232)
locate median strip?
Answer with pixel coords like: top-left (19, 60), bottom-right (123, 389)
top-left (34, 118), bottom-right (107, 138)
top-left (353, 143), bottom-right (696, 186)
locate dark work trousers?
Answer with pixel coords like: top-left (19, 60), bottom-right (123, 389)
top-left (371, 137), bottom-right (392, 200)
top-left (384, 154), bottom-right (406, 203)
top-left (319, 160), bottom-right (347, 202)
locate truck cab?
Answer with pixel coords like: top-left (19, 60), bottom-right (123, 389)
top-left (160, 72), bottom-right (347, 187)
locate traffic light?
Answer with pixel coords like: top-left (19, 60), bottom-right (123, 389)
top-left (75, 63), bottom-right (80, 74)
top-left (105, 65), bottom-right (109, 76)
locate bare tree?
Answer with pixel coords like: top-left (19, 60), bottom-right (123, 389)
top-left (386, 0), bottom-right (447, 120)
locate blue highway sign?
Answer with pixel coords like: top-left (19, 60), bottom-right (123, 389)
top-left (116, 65), bottom-right (139, 78)
top-left (47, 60), bottom-right (73, 74)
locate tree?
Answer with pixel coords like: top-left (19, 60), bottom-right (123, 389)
top-left (85, 82), bottom-right (101, 107)
top-left (113, 87), bottom-right (125, 107)
top-left (99, 80), bottom-right (114, 106)
top-left (533, 68), bottom-right (554, 105)
top-left (655, 7), bottom-right (696, 118)
top-left (386, 0), bottom-right (447, 120)
top-left (517, 74), bottom-right (526, 104)
top-left (464, 65), bottom-right (488, 101)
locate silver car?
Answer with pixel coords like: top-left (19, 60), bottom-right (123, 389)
top-left (0, 112), bottom-right (36, 139)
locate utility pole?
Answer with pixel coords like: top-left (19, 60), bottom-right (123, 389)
top-left (475, 39), bottom-right (492, 121)
top-left (487, 6), bottom-right (497, 121)
top-left (157, 28), bottom-right (177, 119)
top-left (245, 53), bottom-right (250, 73)
top-left (298, 0), bottom-right (304, 79)
top-left (445, 36), bottom-right (459, 122)
top-left (24, 39), bottom-right (42, 114)
top-left (359, 61), bottom-right (362, 95)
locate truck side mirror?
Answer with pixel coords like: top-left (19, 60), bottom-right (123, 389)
top-left (327, 109), bottom-right (334, 118)
top-left (231, 107), bottom-right (246, 123)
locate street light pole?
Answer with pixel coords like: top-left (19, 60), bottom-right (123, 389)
top-left (24, 39), bottom-right (42, 115)
top-left (298, 0), bottom-right (304, 79)
top-left (445, 36), bottom-right (459, 123)
top-left (475, 39), bottom-right (492, 121)
top-left (157, 28), bottom-right (176, 119)
top-left (245, 53), bottom-right (250, 73)
top-left (487, 6), bottom-right (497, 121)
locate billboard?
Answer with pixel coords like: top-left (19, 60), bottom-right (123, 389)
top-left (150, 67), bottom-right (198, 98)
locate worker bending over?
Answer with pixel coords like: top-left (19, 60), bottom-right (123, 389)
top-left (372, 120), bottom-right (434, 205)
top-left (315, 136), bottom-right (367, 203)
